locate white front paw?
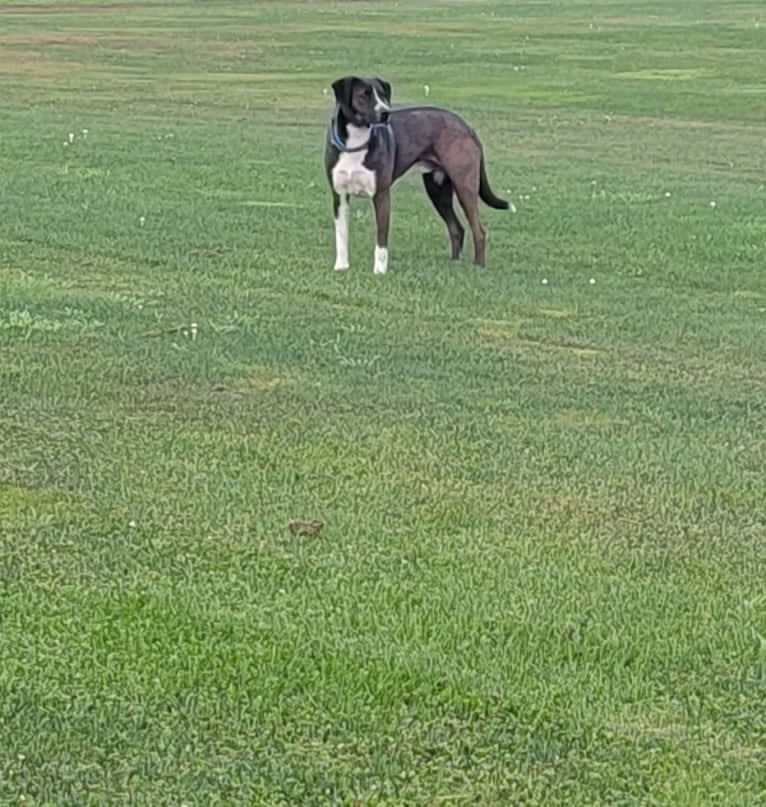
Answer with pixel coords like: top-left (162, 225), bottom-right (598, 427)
top-left (373, 246), bottom-right (388, 275)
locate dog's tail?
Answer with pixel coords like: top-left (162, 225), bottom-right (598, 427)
top-left (479, 156), bottom-right (510, 210)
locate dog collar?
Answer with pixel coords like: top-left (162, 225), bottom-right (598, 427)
top-left (330, 120), bottom-right (382, 153)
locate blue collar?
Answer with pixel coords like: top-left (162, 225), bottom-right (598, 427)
top-left (330, 119), bottom-right (384, 153)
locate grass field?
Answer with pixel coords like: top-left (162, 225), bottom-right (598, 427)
top-left (1, 0), bottom-right (765, 803)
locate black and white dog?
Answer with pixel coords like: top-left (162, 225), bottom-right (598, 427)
top-left (325, 75), bottom-right (510, 274)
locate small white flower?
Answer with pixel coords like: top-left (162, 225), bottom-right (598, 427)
top-left (709, 200), bottom-right (717, 208)
top-left (665, 191), bottom-right (671, 197)
top-left (128, 520), bottom-right (137, 528)
top-left (82, 128), bottom-right (89, 137)
top-left (542, 278), bottom-right (549, 285)
top-left (139, 216), bottom-right (146, 226)
top-left (424, 84), bottom-right (430, 96)
top-left (322, 87), bottom-right (328, 95)
top-left (190, 322), bottom-right (198, 340)
top-left (68, 132), bottom-right (75, 143)
top-left (589, 278), bottom-right (596, 285)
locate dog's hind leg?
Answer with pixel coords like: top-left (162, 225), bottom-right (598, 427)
top-left (453, 176), bottom-right (486, 267)
top-left (333, 192), bottom-right (350, 271)
top-left (423, 173), bottom-right (465, 259)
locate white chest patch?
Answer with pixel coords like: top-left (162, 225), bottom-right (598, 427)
top-left (331, 125), bottom-right (377, 198)
top-left (332, 152), bottom-right (376, 197)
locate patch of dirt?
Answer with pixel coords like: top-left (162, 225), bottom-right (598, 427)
top-left (0, 55), bottom-right (89, 77)
top-left (479, 327), bottom-right (607, 359)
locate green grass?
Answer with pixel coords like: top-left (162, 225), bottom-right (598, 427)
top-left (1, 0), bottom-right (765, 803)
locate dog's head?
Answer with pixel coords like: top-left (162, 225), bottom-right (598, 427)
top-left (332, 76), bottom-right (392, 126)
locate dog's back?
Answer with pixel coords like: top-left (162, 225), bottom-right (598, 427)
top-left (387, 106), bottom-right (478, 176)
top-left (388, 106), bottom-right (508, 210)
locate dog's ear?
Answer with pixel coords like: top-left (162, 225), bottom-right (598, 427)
top-left (332, 76), bottom-right (360, 109)
top-left (376, 78), bottom-right (392, 103)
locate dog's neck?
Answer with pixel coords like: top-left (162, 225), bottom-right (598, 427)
top-left (344, 123), bottom-right (371, 150)
top-left (332, 109), bottom-right (375, 152)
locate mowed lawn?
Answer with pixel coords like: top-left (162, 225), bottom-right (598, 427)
top-left (1, 0), bottom-right (765, 803)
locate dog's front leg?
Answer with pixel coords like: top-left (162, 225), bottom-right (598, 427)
top-left (333, 192), bottom-right (350, 271)
top-left (372, 189), bottom-right (390, 275)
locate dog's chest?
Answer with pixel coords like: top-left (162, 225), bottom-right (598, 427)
top-left (332, 150), bottom-right (376, 198)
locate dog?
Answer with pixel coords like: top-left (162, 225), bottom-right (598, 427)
top-left (325, 75), bottom-right (510, 274)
